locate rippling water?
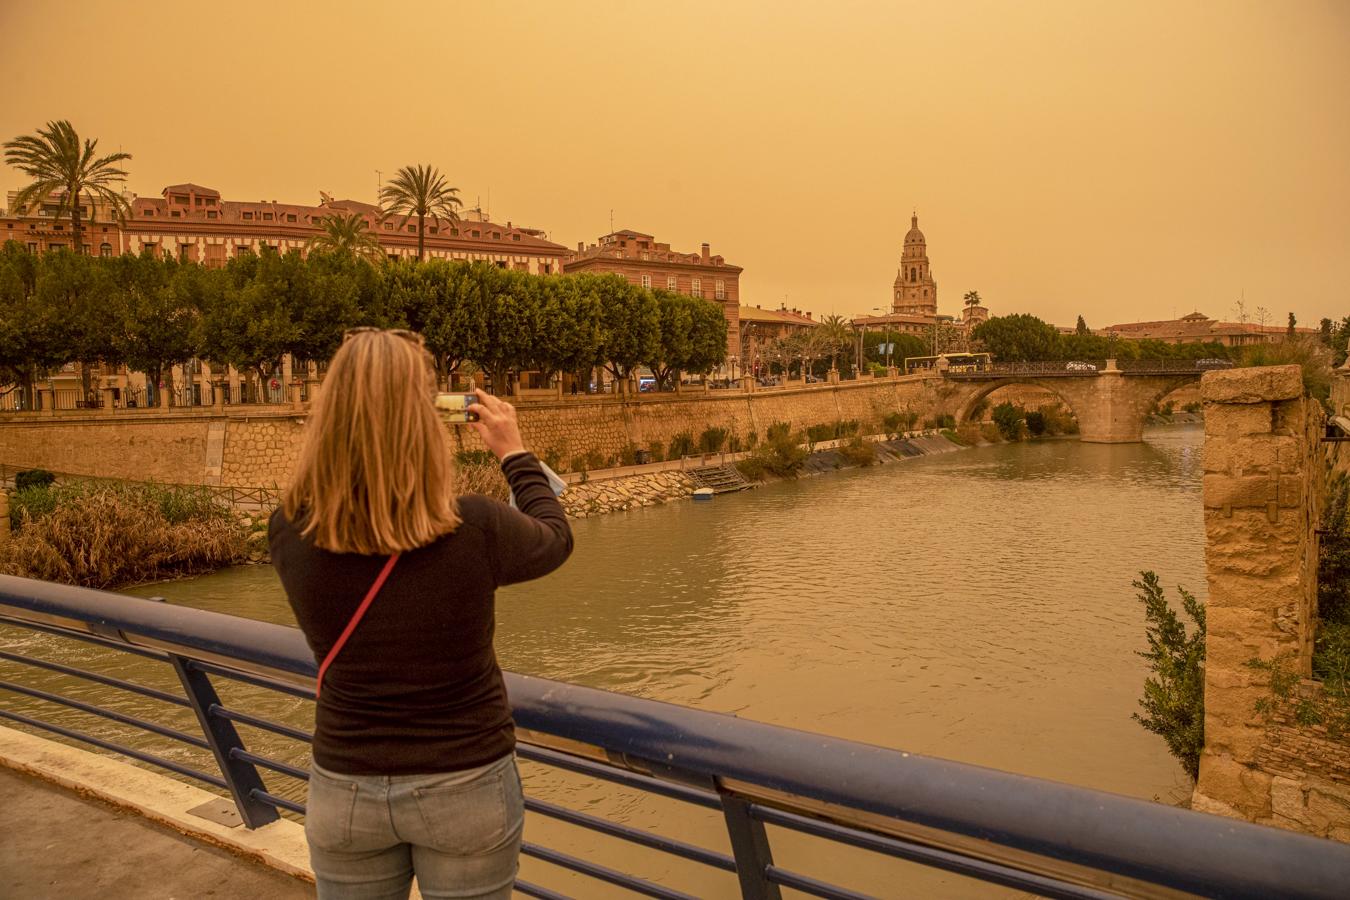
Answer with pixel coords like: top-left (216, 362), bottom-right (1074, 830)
top-left (1, 425), bottom-right (1207, 897)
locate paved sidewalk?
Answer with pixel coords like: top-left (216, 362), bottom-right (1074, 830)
top-left (0, 766), bottom-right (315, 900)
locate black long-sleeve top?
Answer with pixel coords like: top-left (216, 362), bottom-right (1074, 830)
top-left (269, 452), bottom-right (572, 775)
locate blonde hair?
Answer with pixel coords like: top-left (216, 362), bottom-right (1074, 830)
top-left (284, 330), bottom-right (459, 554)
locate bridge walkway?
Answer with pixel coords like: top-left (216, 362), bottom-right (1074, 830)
top-left (0, 765), bottom-right (315, 900)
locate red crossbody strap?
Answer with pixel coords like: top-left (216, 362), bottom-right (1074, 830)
top-left (315, 552), bottom-right (400, 699)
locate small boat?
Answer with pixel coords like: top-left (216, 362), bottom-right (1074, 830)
top-left (691, 488), bottom-right (715, 502)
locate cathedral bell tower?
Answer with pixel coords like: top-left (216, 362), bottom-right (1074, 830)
top-left (891, 213), bottom-right (937, 316)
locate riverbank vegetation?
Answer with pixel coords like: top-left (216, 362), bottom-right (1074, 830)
top-left (1132, 571), bottom-right (1206, 781)
top-left (1, 475), bottom-right (247, 589)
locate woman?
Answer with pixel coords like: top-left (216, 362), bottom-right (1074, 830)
top-left (270, 329), bottom-right (572, 899)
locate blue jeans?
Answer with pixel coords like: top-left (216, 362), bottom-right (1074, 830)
top-left (305, 754), bottom-right (524, 900)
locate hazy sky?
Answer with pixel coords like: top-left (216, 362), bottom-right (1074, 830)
top-left (3, 1), bottom-right (1347, 327)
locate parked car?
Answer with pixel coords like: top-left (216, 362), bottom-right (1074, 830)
top-left (1195, 358), bottom-right (1234, 370)
top-left (1065, 361), bottom-right (1098, 373)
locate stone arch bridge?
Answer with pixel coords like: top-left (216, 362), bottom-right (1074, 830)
top-left (935, 359), bottom-right (1206, 443)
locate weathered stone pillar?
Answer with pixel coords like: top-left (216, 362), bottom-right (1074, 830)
top-left (1076, 368), bottom-right (1141, 443)
top-left (1193, 364), bottom-right (1321, 824)
top-left (212, 379), bottom-right (225, 410)
top-left (290, 381), bottom-right (304, 410)
top-left (102, 387), bottom-right (117, 412)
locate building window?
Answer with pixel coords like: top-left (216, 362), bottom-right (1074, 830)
top-left (243, 212), bottom-right (253, 220)
top-left (492, 232), bottom-right (501, 240)
top-left (495, 261), bottom-right (507, 269)
top-left (542, 263), bottom-right (551, 274)
top-left (26, 242), bottom-right (37, 253)
top-left (179, 244), bottom-right (192, 262)
top-left (383, 223), bottom-right (393, 230)
top-left (691, 278), bottom-right (702, 297)
top-left (429, 226), bottom-right (438, 234)
top-left (235, 245), bottom-right (252, 257)
top-left (263, 213), bottom-right (274, 221)
top-left (286, 214), bottom-right (297, 223)
top-left (641, 274), bottom-right (652, 289)
top-left (206, 211), bottom-right (218, 219)
top-left (472, 230), bottom-right (481, 238)
top-left (450, 228), bottom-right (459, 236)
top-left (407, 225), bottom-right (416, 233)
top-left (667, 276), bottom-right (678, 290)
top-left (99, 243), bottom-right (112, 257)
top-left (512, 234), bottom-right (520, 242)
top-left (715, 279), bottom-right (725, 300)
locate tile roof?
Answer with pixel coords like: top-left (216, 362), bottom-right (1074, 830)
top-left (162, 183), bottom-right (221, 197)
top-left (739, 306), bottom-right (818, 325)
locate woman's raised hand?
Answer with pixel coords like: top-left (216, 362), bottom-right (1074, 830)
top-left (468, 389), bottom-right (527, 461)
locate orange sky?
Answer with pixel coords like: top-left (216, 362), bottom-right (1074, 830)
top-left (2, 1), bottom-right (1347, 327)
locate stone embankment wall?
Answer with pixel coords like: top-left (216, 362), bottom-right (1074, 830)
top-left (0, 377), bottom-right (944, 489)
top-left (1192, 364), bottom-right (1350, 841)
top-left (560, 471), bottom-right (698, 518)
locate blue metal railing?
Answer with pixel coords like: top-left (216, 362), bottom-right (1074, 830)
top-left (1, 574), bottom-right (1348, 898)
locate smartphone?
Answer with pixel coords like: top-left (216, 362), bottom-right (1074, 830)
top-left (433, 393), bottom-right (479, 423)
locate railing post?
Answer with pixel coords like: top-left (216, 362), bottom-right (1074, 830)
top-left (169, 655), bottom-right (279, 828)
top-left (721, 794), bottom-right (782, 899)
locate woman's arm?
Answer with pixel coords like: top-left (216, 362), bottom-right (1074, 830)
top-left (469, 390), bottom-right (573, 585)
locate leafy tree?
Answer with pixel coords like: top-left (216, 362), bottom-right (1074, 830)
top-left (3, 120), bottom-right (132, 254)
top-left (971, 313), bottom-right (1061, 362)
top-left (378, 164), bottom-right (462, 262)
top-left (420, 260), bottom-right (490, 387)
top-left (1132, 571), bottom-right (1206, 781)
top-left (0, 241), bottom-right (59, 408)
top-left (110, 253), bottom-right (204, 406)
top-left (475, 267), bottom-right (537, 394)
top-left (646, 289), bottom-right (694, 390)
top-left (306, 212), bottom-right (383, 262)
top-left (1075, 314), bottom-right (1090, 335)
top-left (532, 274), bottom-right (603, 388)
top-left (684, 295), bottom-right (728, 378)
top-left (1287, 311), bottom-right (1297, 337)
top-left (583, 273), bottom-right (659, 391)
top-left (198, 249), bottom-right (296, 387)
top-left (36, 251), bottom-right (119, 400)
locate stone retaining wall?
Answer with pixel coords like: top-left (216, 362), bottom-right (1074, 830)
top-left (0, 377), bottom-right (941, 489)
top-left (1191, 364), bottom-right (1349, 841)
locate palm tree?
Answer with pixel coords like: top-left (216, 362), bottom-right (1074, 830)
top-left (963, 290), bottom-right (981, 309)
top-left (378, 164), bottom-right (462, 262)
top-left (819, 314), bottom-right (853, 373)
top-left (306, 212), bottom-right (384, 261)
top-left (4, 120), bottom-right (132, 253)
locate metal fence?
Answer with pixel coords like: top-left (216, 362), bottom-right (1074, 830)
top-left (1, 575), bottom-right (1346, 898)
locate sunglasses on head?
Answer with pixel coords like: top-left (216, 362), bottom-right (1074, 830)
top-left (343, 327), bottom-right (424, 346)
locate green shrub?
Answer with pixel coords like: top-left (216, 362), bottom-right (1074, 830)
top-left (568, 455), bottom-right (588, 474)
top-left (736, 426), bottom-right (807, 480)
top-left (727, 434), bottom-right (742, 453)
top-left (766, 422), bottom-right (792, 442)
top-left (991, 402), bottom-right (1024, 441)
top-left (646, 441), bottom-right (665, 463)
top-left (1241, 338), bottom-right (1335, 406)
top-left (586, 449), bottom-right (606, 471)
top-left (698, 427), bottom-right (728, 454)
top-left (806, 423), bottom-right (835, 444)
top-left (746, 430), bottom-right (759, 449)
top-left (619, 443), bottom-right (639, 467)
top-left (882, 412), bottom-right (905, 438)
top-left (1038, 403), bottom-right (1079, 435)
top-left (1182, 401), bottom-right (1202, 414)
top-left (838, 435), bottom-right (875, 467)
top-left (924, 414), bottom-right (956, 430)
top-left (15, 469), bottom-right (55, 491)
top-left (456, 449), bottom-right (497, 467)
top-left (667, 432), bottom-right (695, 459)
top-left (1132, 571), bottom-right (1206, 782)
top-left (1319, 473), bottom-right (1350, 627)
top-left (1024, 410), bottom-right (1047, 437)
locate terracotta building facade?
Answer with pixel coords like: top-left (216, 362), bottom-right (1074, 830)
top-left (563, 230), bottom-right (742, 363)
top-left (3, 184), bottom-right (569, 274)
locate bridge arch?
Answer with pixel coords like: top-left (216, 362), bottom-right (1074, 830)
top-left (953, 378), bottom-right (1084, 427)
top-left (941, 368), bottom-right (1203, 443)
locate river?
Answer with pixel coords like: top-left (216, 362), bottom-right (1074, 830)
top-left (1, 425), bottom-right (1207, 897)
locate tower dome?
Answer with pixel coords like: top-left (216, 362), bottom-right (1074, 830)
top-left (904, 213), bottom-right (925, 245)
